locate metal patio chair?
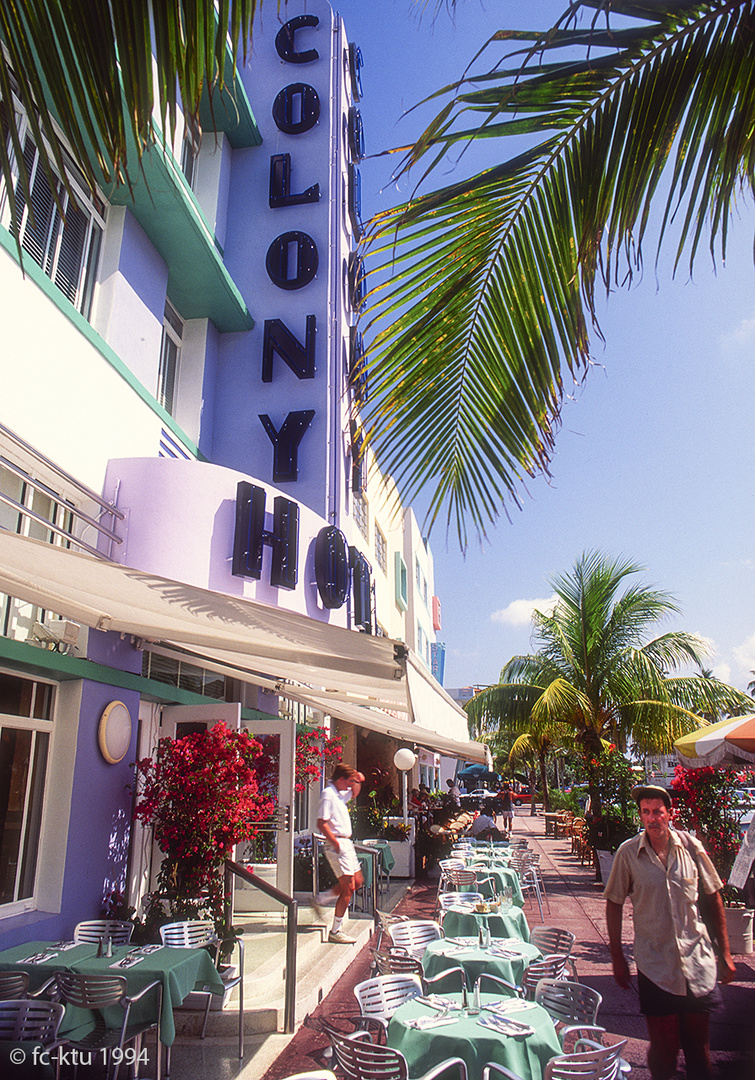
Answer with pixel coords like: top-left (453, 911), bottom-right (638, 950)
top-left (529, 927), bottom-right (577, 978)
top-left (0, 998), bottom-right (65, 1044)
top-left (475, 953), bottom-right (569, 1001)
top-left (74, 919), bottom-right (134, 946)
top-left (387, 920), bottom-right (443, 959)
top-left (534, 978), bottom-right (604, 1048)
top-left (328, 1028), bottom-right (468, 1080)
top-left (53, 971), bottom-right (162, 1080)
top-left (159, 919), bottom-right (244, 1067)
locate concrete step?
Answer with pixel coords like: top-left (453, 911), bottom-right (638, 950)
top-left (173, 903), bottom-right (378, 1037)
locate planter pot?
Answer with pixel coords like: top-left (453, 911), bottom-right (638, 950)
top-left (234, 862), bottom-right (279, 912)
top-left (725, 906), bottom-right (754, 954)
top-left (596, 851), bottom-right (614, 885)
top-left (383, 817), bottom-right (415, 877)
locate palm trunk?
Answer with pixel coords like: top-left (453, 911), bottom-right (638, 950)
top-left (529, 764), bottom-right (537, 816)
top-left (539, 751), bottom-right (550, 813)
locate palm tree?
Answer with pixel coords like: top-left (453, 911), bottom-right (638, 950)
top-left (0, 2), bottom-right (261, 246)
top-left (363, 1), bottom-right (755, 547)
top-left (465, 551), bottom-right (752, 814)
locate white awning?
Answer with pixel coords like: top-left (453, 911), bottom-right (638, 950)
top-left (0, 531), bottom-right (488, 762)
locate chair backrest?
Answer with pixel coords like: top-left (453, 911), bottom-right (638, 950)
top-left (0, 999), bottom-right (65, 1043)
top-left (388, 920), bottom-right (442, 954)
top-left (371, 950), bottom-right (424, 978)
top-left (535, 978), bottom-right (602, 1026)
top-left (74, 919), bottom-right (134, 945)
top-left (521, 955), bottom-right (568, 998)
top-left (0, 971), bottom-right (30, 1000)
top-left (329, 1030), bottom-right (407, 1080)
top-left (159, 919), bottom-right (217, 948)
top-left (444, 869), bottom-right (477, 888)
top-left (544, 1039), bottom-right (627, 1080)
top-left (530, 927), bottom-right (576, 957)
top-left (54, 971), bottom-right (127, 1010)
top-left (439, 892), bottom-right (483, 910)
top-left (353, 975), bottom-right (422, 1019)
top-left (438, 859), bottom-right (465, 871)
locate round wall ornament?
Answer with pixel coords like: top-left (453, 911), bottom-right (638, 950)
top-left (98, 700), bottom-right (132, 764)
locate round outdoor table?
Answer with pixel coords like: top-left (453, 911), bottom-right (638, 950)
top-left (441, 904), bottom-right (530, 942)
top-left (464, 866), bottom-right (523, 905)
top-left (423, 937), bottom-right (541, 990)
top-left (387, 991), bottom-right (562, 1080)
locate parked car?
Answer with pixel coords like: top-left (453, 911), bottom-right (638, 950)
top-left (460, 786), bottom-right (498, 805)
top-left (510, 788), bottom-right (537, 806)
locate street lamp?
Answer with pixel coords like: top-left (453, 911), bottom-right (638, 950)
top-left (394, 747), bottom-right (417, 824)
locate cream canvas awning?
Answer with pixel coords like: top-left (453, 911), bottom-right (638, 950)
top-left (0, 531), bottom-right (488, 763)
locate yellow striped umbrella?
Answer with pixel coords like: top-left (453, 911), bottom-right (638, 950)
top-left (674, 715), bottom-right (755, 769)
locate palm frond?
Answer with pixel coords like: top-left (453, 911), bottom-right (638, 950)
top-left (0, 1), bottom-right (259, 256)
top-left (362, 1), bottom-right (755, 546)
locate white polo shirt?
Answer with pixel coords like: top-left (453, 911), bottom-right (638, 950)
top-left (317, 782), bottom-right (353, 839)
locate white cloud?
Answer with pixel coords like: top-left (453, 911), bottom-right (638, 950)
top-left (720, 312), bottom-right (755, 352)
top-left (712, 662), bottom-right (732, 684)
top-left (491, 595), bottom-right (558, 627)
top-left (734, 633), bottom-right (755, 673)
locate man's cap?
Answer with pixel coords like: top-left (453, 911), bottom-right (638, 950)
top-left (631, 784), bottom-right (671, 809)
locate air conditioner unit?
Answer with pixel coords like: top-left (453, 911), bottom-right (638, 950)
top-left (31, 618), bottom-right (80, 646)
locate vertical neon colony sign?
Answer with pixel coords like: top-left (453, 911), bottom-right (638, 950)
top-left (232, 11), bottom-right (373, 632)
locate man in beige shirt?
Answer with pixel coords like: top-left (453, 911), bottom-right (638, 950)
top-left (604, 785), bottom-right (735, 1080)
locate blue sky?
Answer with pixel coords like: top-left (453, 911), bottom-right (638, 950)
top-left (334, 1), bottom-right (755, 693)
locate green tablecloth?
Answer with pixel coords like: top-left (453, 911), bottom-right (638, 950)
top-left (0, 941), bottom-right (100, 993)
top-left (364, 839), bottom-right (396, 873)
top-left (0, 941), bottom-right (225, 1046)
top-left (423, 938), bottom-right (541, 991)
top-left (387, 992), bottom-right (562, 1080)
top-left (441, 905), bottom-right (530, 942)
top-left (69, 944), bottom-right (225, 1045)
top-left (465, 866), bottom-right (523, 904)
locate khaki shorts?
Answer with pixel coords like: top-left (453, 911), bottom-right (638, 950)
top-left (324, 836), bottom-right (360, 878)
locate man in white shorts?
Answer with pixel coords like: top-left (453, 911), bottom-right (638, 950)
top-left (315, 765), bottom-right (365, 943)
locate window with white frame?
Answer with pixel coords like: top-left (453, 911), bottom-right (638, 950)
top-left (158, 300), bottom-right (183, 415)
top-left (415, 558), bottom-right (428, 608)
top-left (0, 95), bottom-right (104, 317)
top-left (0, 671), bottom-right (55, 913)
top-left (353, 492), bottom-right (369, 541)
top-left (374, 525), bottom-right (387, 575)
top-left (180, 115), bottom-right (201, 188)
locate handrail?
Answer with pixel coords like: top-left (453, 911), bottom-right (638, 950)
top-left (223, 859), bottom-right (297, 1034)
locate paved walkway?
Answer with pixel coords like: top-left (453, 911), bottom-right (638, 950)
top-left (262, 811), bottom-right (755, 1080)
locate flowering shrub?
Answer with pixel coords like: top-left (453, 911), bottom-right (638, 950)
top-left (671, 764), bottom-right (753, 901)
top-left (134, 722), bottom-right (275, 928)
top-left (252, 726), bottom-right (343, 797)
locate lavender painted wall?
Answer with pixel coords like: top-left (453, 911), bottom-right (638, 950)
top-left (1, 680), bottom-right (140, 948)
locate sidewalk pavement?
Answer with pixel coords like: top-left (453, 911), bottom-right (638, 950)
top-left (262, 811), bottom-right (755, 1080)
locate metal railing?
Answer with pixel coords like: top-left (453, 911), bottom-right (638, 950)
top-left (223, 858), bottom-right (298, 1034)
top-left (0, 420), bottom-right (125, 559)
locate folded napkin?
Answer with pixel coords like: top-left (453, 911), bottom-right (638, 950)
top-left (486, 1000), bottom-right (534, 1015)
top-left (20, 951), bottom-right (58, 964)
top-left (138, 944), bottom-right (164, 954)
top-left (409, 1015), bottom-right (459, 1030)
top-left (418, 995), bottom-right (459, 1010)
top-left (479, 1015), bottom-right (534, 1036)
top-left (444, 937), bottom-right (477, 947)
top-left (489, 947), bottom-right (524, 958)
top-left (110, 954), bottom-right (145, 969)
